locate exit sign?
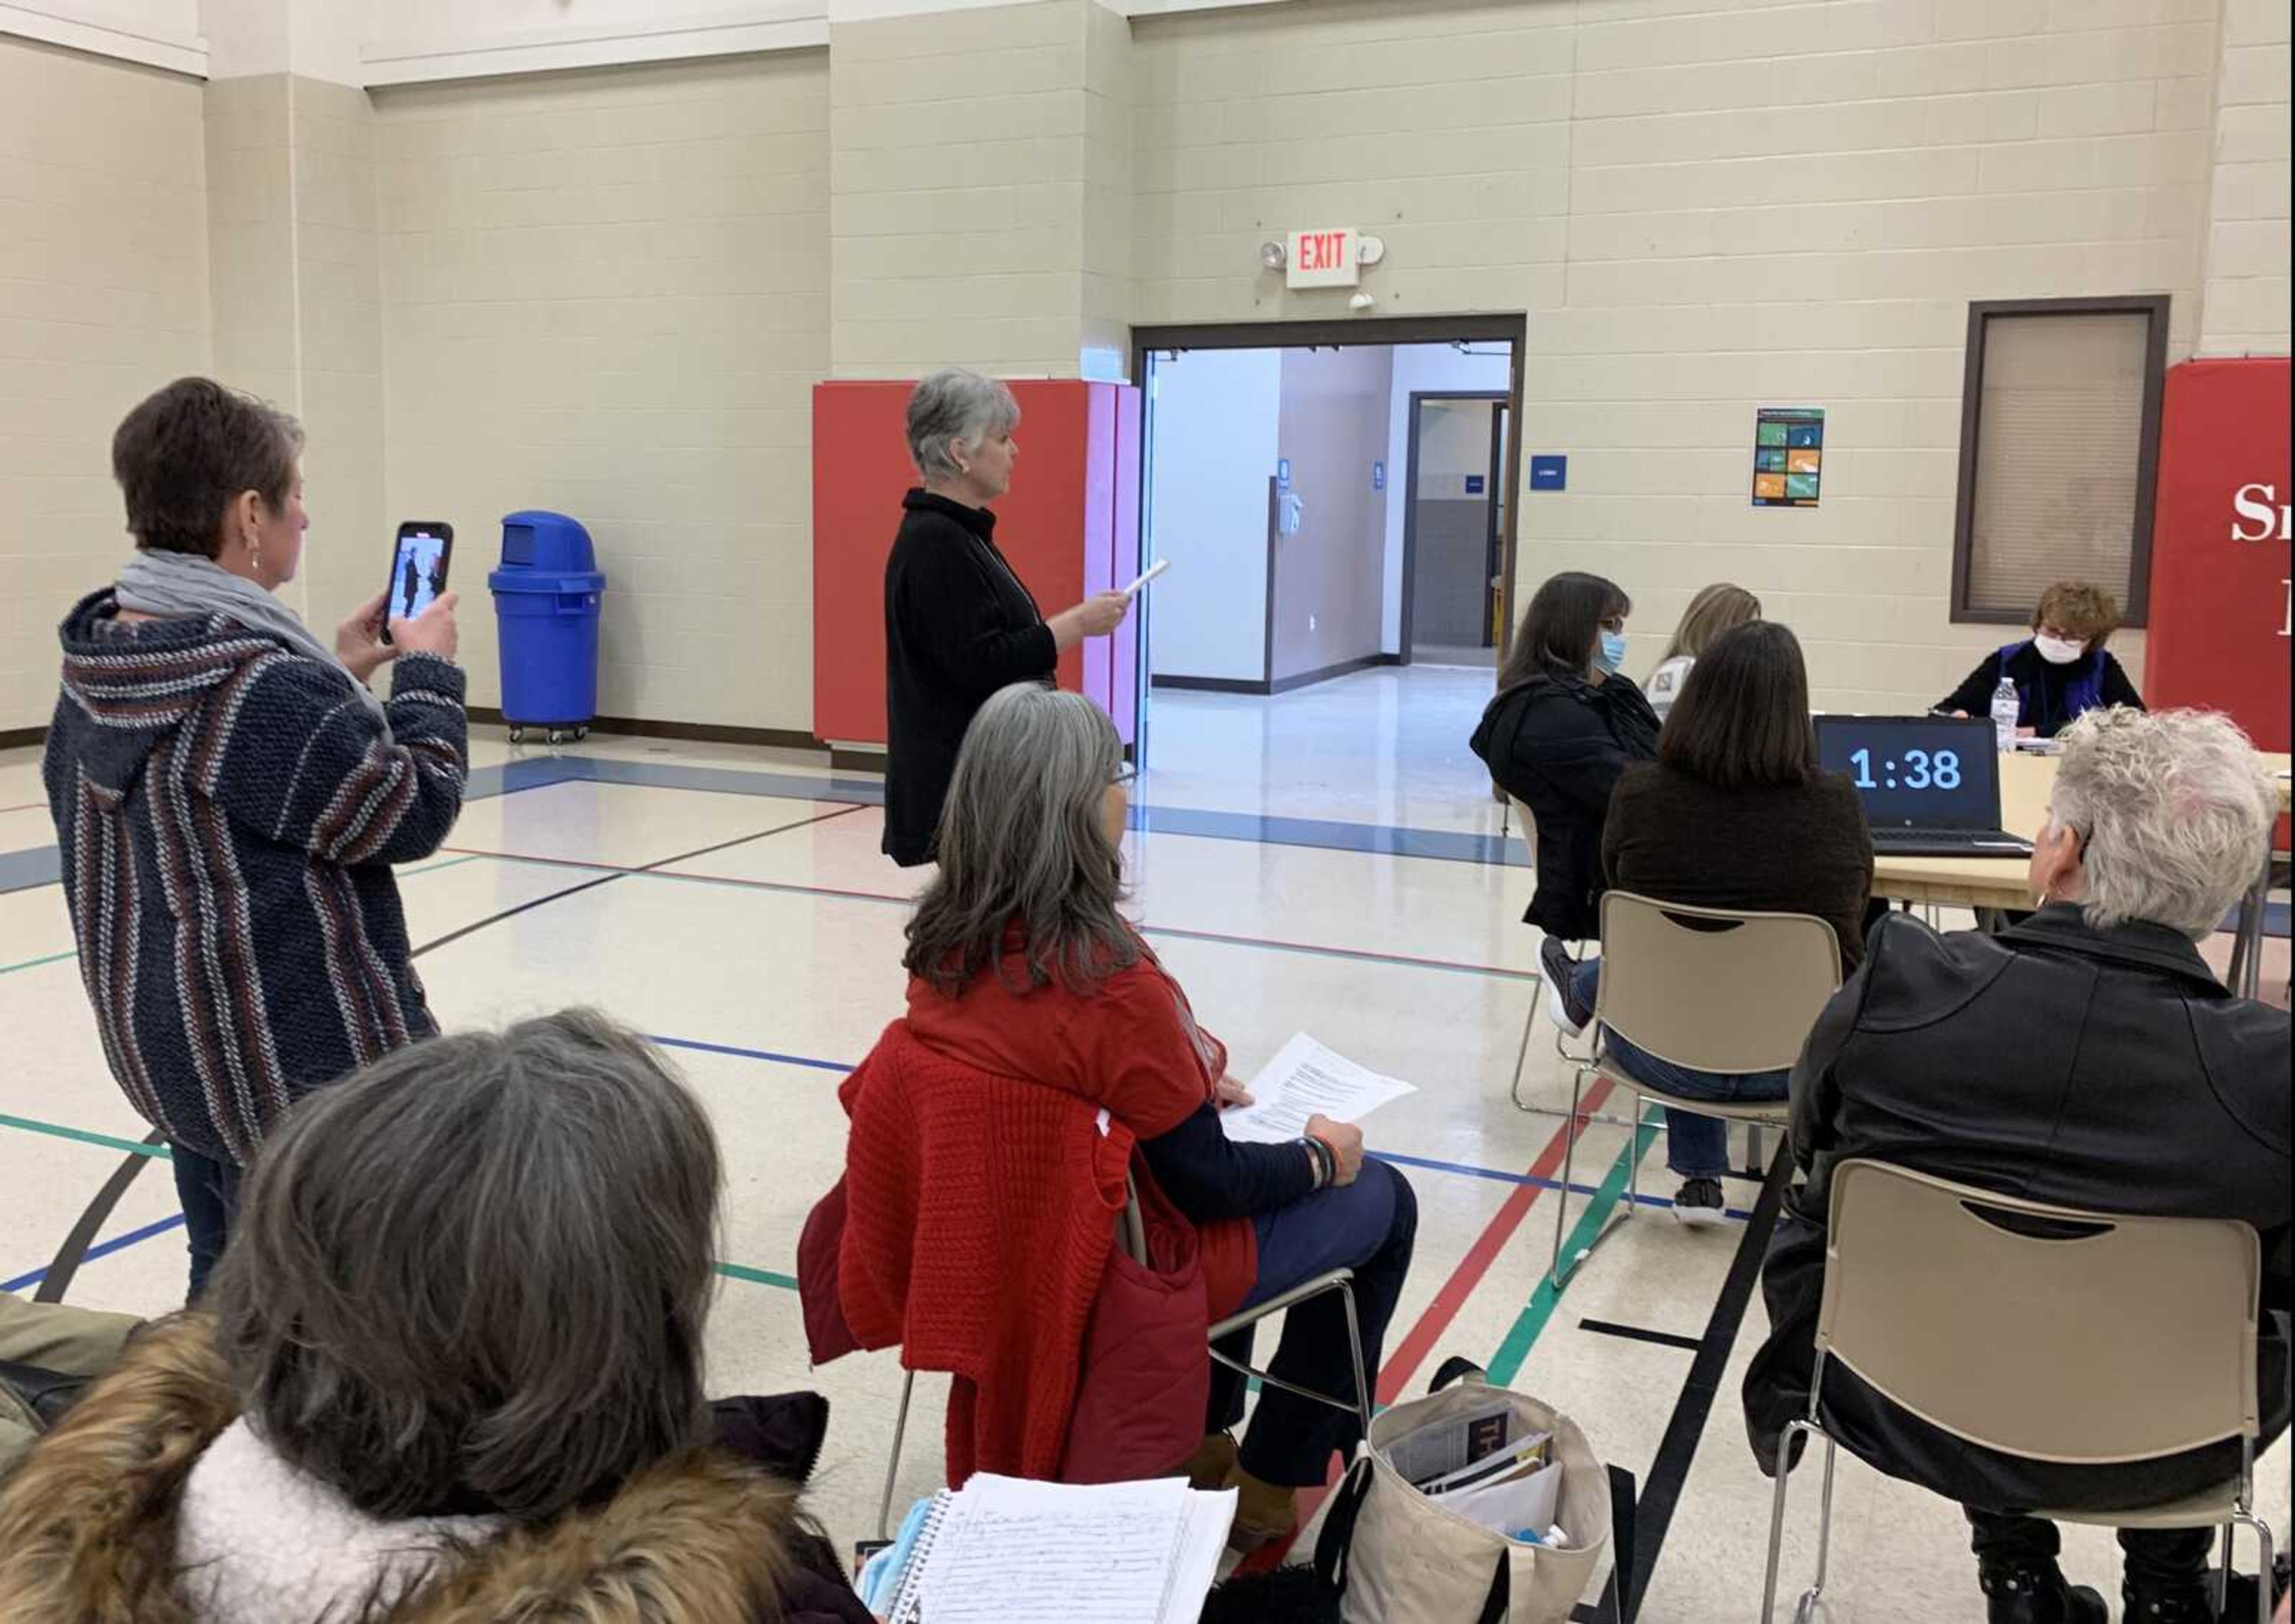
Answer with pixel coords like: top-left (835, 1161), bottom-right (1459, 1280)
top-left (1287, 227), bottom-right (1360, 289)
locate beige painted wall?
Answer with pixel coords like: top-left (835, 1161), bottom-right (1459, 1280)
top-left (2198, 0), bottom-right (2291, 355)
top-left (370, 53), bottom-right (830, 729)
top-left (0, 38), bottom-right (211, 732)
top-left (1125, 0), bottom-right (2256, 713)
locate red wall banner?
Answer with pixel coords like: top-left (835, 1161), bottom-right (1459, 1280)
top-left (812, 380), bottom-right (1142, 749)
top-left (2144, 357), bottom-right (2291, 754)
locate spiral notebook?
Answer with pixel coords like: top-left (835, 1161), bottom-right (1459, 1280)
top-left (884, 1473), bottom-right (1235, 1624)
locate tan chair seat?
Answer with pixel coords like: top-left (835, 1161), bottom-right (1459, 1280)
top-left (2042, 1481), bottom-right (2247, 1531)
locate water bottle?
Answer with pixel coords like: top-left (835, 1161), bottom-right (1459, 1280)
top-left (1990, 678), bottom-right (2019, 753)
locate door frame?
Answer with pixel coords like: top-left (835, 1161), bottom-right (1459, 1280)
top-left (1399, 389), bottom-right (1508, 666)
top-left (1129, 315), bottom-right (1528, 735)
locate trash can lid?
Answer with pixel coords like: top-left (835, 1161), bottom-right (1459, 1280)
top-left (499, 510), bottom-right (596, 574)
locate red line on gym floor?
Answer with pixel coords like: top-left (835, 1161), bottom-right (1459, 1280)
top-left (1234, 1069), bottom-right (1620, 1574)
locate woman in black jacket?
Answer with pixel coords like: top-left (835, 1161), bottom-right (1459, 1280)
top-left (1471, 571), bottom-right (1660, 941)
top-left (880, 369), bottom-right (1131, 866)
top-left (1543, 623), bottom-right (1873, 1225)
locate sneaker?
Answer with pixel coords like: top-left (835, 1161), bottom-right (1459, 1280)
top-left (1672, 1177), bottom-right (1726, 1229)
top-left (1540, 937), bottom-right (1591, 1036)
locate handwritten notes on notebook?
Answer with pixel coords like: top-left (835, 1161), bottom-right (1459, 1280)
top-left (894, 1474), bottom-right (1235, 1624)
top-left (1220, 1032), bottom-right (1418, 1145)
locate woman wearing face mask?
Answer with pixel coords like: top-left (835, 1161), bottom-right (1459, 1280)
top-left (880, 368), bottom-right (1132, 868)
top-left (1471, 571), bottom-right (1660, 944)
top-left (1937, 580), bottom-right (2144, 739)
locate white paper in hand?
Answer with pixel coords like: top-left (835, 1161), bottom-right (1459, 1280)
top-left (1122, 558), bottom-right (1170, 597)
top-left (1220, 1033), bottom-right (1417, 1143)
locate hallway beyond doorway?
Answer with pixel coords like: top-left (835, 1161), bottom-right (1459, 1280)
top-left (1142, 664), bottom-right (1503, 839)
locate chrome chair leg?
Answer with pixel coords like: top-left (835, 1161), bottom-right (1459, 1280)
top-left (1507, 995), bottom-right (1539, 1112)
top-left (878, 1368), bottom-right (915, 1542)
top-left (1549, 1067), bottom-right (1587, 1284)
top-left (1761, 1418), bottom-right (1835, 1623)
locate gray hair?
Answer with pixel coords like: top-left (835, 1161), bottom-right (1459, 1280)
top-left (903, 683), bottom-right (1139, 996)
top-left (209, 1010), bottom-right (722, 1522)
top-left (2048, 707), bottom-right (2279, 941)
top-left (905, 368), bottom-right (1020, 481)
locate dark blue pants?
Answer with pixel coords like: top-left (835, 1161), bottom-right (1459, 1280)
top-left (1206, 1158), bottom-right (1418, 1487)
top-left (1572, 958), bottom-right (1786, 1180)
top-left (170, 1145), bottom-right (240, 1306)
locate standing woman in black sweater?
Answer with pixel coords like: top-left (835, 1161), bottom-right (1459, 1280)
top-left (881, 369), bottom-right (1131, 866)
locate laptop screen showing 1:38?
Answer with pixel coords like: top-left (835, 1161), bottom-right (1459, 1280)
top-left (1813, 715), bottom-right (2003, 832)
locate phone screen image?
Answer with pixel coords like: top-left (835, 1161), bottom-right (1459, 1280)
top-left (389, 529), bottom-right (450, 622)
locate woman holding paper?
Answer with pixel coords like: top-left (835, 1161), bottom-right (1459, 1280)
top-left (895, 683), bottom-right (1419, 1550)
top-left (880, 369), bottom-right (1133, 867)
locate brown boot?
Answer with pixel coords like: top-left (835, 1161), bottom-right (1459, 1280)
top-left (1173, 1432), bottom-right (1238, 1492)
top-left (1225, 1464), bottom-right (1299, 1552)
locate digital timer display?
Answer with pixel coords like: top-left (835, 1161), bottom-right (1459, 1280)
top-left (1847, 747), bottom-right (1963, 793)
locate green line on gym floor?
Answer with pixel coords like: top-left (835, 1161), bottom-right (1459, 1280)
top-left (714, 1260), bottom-right (800, 1291)
top-left (0, 950), bottom-right (76, 977)
top-left (1485, 1104), bottom-right (1663, 1387)
top-left (0, 1111), bottom-right (173, 1159)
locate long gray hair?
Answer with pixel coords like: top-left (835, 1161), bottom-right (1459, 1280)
top-left (208, 1010), bottom-right (722, 1522)
top-left (904, 683), bottom-right (1138, 996)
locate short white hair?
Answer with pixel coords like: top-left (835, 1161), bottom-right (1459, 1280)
top-left (2049, 707), bottom-right (2279, 940)
top-left (905, 368), bottom-right (1019, 481)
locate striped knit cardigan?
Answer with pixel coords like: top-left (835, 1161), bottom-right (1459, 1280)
top-left (43, 589), bottom-right (470, 1165)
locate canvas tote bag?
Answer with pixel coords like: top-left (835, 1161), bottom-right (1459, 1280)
top-left (1314, 1365), bottom-right (1612, 1624)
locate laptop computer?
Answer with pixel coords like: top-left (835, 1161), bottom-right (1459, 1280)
top-left (1813, 715), bottom-right (2034, 858)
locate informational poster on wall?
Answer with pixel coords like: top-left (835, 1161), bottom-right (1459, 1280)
top-left (1752, 407), bottom-right (1825, 507)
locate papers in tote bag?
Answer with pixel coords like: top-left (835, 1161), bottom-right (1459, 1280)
top-left (886, 1473), bottom-right (1234, 1624)
top-left (1220, 1033), bottom-right (1418, 1144)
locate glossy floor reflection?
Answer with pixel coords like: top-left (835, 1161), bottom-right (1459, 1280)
top-left (0, 720), bottom-right (2284, 1623)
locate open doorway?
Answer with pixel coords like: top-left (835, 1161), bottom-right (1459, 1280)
top-left (1128, 317), bottom-right (1525, 834)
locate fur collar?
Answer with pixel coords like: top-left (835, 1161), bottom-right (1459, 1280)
top-left (0, 1313), bottom-right (808, 1624)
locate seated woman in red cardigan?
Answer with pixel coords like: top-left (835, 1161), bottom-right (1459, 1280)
top-left (895, 683), bottom-right (1418, 1550)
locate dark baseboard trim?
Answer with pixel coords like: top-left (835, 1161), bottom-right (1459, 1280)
top-left (0, 726), bottom-right (44, 750)
top-left (1152, 675), bottom-right (1273, 695)
top-left (1269, 653), bottom-right (1393, 695)
top-left (827, 745), bottom-right (887, 775)
top-left (469, 708), bottom-right (824, 753)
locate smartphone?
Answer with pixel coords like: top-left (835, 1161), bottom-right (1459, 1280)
top-left (380, 521), bottom-right (454, 643)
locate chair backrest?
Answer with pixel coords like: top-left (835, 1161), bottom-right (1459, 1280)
top-left (1594, 891), bottom-right (1841, 1074)
top-left (1817, 1159), bottom-right (2262, 1464)
top-left (1510, 797), bottom-right (1537, 868)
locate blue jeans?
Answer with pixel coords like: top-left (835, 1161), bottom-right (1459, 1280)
top-left (1571, 959), bottom-right (1786, 1180)
top-left (170, 1145), bottom-right (241, 1306)
top-left (1206, 1158), bottom-right (1418, 1487)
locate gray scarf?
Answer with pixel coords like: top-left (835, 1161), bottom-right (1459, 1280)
top-left (115, 549), bottom-right (391, 732)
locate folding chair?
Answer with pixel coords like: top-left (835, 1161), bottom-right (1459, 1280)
top-left (1762, 1158), bottom-right (2275, 1622)
top-left (1504, 798), bottom-right (1632, 1128)
top-left (1548, 891), bottom-right (1841, 1285)
top-left (878, 1176), bottom-right (1370, 1537)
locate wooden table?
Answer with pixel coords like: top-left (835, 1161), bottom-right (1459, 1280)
top-left (1872, 750), bottom-right (2293, 996)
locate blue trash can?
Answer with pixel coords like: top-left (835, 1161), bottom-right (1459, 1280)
top-left (488, 510), bottom-right (606, 744)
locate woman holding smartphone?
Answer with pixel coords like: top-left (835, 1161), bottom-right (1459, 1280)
top-left (43, 377), bottom-right (469, 1302)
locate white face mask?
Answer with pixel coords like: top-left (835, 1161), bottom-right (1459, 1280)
top-left (2033, 634), bottom-right (2086, 665)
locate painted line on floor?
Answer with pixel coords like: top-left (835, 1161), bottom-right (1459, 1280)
top-left (4, 1212), bottom-right (188, 1296)
top-left (1578, 1317), bottom-right (1704, 1354)
top-left (439, 845), bottom-right (1538, 982)
top-left (1621, 1146), bottom-right (1792, 1617)
top-left (714, 1261), bottom-right (801, 1291)
top-left (1486, 1106), bottom-right (1664, 1387)
top-left (1371, 1148), bottom-right (1753, 1222)
top-left (0, 1111), bottom-right (173, 1158)
top-left (0, 949), bottom-right (78, 977)
top-left (651, 1035), bottom-right (855, 1075)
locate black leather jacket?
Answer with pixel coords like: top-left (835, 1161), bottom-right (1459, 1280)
top-left (1746, 906), bottom-right (2291, 1511)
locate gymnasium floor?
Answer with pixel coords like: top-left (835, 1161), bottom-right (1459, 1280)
top-left (1, 672), bottom-right (2284, 1621)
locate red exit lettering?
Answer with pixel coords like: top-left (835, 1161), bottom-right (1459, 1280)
top-left (1294, 231), bottom-right (1348, 271)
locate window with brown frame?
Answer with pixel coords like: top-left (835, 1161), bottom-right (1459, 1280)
top-left (1951, 295), bottom-right (2168, 627)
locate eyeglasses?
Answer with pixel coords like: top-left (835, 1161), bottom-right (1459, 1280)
top-left (1110, 764), bottom-right (1137, 788)
top-left (1599, 616), bottom-right (1627, 633)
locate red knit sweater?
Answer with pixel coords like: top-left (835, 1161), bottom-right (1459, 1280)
top-left (833, 1022), bottom-right (1135, 1483)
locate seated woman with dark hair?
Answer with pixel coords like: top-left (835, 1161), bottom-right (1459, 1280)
top-left (1938, 579), bottom-right (2144, 739)
top-left (1471, 570), bottom-right (1661, 945)
top-left (1543, 622), bottom-right (1873, 1225)
top-left (847, 683), bottom-right (1416, 1552)
top-left (0, 1013), bottom-right (871, 1624)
